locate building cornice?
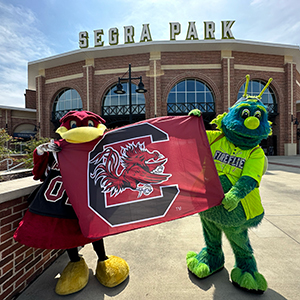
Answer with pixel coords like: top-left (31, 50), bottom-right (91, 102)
top-left (0, 105), bottom-right (36, 113)
top-left (28, 39), bottom-right (300, 90)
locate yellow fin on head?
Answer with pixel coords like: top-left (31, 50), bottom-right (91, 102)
top-left (210, 112), bottom-right (227, 131)
top-left (268, 121), bottom-right (273, 135)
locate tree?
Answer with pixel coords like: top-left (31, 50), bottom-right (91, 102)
top-left (0, 128), bottom-right (12, 158)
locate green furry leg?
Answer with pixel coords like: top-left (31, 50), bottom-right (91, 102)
top-left (187, 216), bottom-right (224, 278)
top-left (186, 248), bottom-right (224, 278)
top-left (231, 267), bottom-right (268, 294)
top-left (223, 227), bottom-right (268, 293)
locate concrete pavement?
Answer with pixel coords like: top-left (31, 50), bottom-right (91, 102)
top-left (16, 155), bottom-right (300, 300)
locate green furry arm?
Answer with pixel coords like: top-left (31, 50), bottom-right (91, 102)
top-left (188, 109), bottom-right (202, 117)
top-left (222, 176), bottom-right (257, 211)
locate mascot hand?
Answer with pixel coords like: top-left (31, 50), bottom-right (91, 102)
top-left (222, 176), bottom-right (257, 211)
top-left (188, 109), bottom-right (202, 117)
top-left (36, 140), bottom-right (61, 156)
top-left (222, 192), bottom-right (240, 212)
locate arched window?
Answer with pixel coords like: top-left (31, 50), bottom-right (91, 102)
top-left (167, 79), bottom-right (215, 115)
top-left (102, 82), bottom-right (145, 127)
top-left (52, 88), bottom-right (83, 128)
top-left (237, 80), bottom-right (277, 114)
top-left (13, 124), bottom-right (36, 140)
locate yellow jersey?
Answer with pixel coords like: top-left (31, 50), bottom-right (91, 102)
top-left (207, 130), bottom-right (265, 220)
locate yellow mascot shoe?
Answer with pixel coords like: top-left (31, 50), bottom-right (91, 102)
top-left (55, 257), bottom-right (89, 295)
top-left (95, 255), bottom-right (129, 287)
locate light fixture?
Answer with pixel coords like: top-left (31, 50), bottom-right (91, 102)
top-left (135, 78), bottom-right (147, 93)
top-left (113, 64), bottom-right (147, 124)
top-left (114, 79), bottom-right (126, 94)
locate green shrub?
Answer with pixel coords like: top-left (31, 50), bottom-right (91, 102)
top-left (21, 136), bottom-right (52, 168)
top-left (0, 128), bottom-right (12, 158)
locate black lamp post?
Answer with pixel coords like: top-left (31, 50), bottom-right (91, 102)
top-left (114, 64), bottom-right (147, 124)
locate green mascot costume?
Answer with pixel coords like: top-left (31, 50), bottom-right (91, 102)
top-left (187, 75), bottom-right (272, 294)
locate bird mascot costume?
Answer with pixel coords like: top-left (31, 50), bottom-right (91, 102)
top-left (14, 111), bottom-right (129, 295)
top-left (186, 75), bottom-right (272, 294)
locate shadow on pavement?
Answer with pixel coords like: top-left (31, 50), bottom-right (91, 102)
top-left (187, 267), bottom-right (288, 300)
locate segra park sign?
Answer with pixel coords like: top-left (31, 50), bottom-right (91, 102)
top-left (79, 20), bottom-right (235, 48)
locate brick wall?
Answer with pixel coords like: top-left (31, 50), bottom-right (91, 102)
top-left (0, 178), bottom-right (64, 300)
top-left (24, 47), bottom-right (300, 155)
top-left (25, 90), bottom-right (36, 110)
top-left (0, 108), bottom-right (36, 139)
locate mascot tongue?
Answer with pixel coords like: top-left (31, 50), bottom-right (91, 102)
top-left (56, 124), bottom-right (106, 143)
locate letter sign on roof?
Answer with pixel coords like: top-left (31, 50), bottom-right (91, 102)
top-left (78, 20), bottom-right (235, 48)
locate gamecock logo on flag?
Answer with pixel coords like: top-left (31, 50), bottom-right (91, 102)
top-left (58, 116), bottom-right (224, 239)
top-left (90, 141), bottom-right (171, 198)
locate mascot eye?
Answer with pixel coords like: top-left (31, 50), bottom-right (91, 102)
top-left (254, 110), bottom-right (262, 119)
top-left (88, 120), bottom-right (95, 127)
top-left (241, 109), bottom-right (250, 119)
top-left (70, 120), bottom-right (77, 128)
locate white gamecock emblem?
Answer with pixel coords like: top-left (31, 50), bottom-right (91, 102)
top-left (89, 142), bottom-right (171, 197)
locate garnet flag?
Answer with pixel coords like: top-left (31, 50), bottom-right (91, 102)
top-left (58, 115), bottom-right (224, 239)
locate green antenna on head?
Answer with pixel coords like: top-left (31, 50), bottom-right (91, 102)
top-left (257, 78), bottom-right (273, 99)
top-left (243, 74), bottom-right (250, 98)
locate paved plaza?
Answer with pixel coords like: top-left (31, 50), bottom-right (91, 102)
top-left (16, 155), bottom-right (300, 300)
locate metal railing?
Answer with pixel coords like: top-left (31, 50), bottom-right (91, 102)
top-left (0, 158), bottom-right (28, 172)
top-left (102, 104), bottom-right (146, 116)
top-left (167, 102), bottom-right (215, 114)
top-left (265, 103), bottom-right (277, 114)
top-left (167, 102), bottom-right (278, 116)
top-left (50, 102), bottom-right (277, 129)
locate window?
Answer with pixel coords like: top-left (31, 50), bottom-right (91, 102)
top-left (102, 82), bottom-right (145, 116)
top-left (237, 80), bottom-right (277, 114)
top-left (167, 79), bottom-right (215, 115)
top-left (52, 88), bottom-right (82, 127)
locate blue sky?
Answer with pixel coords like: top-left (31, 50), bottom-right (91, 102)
top-left (1, 0), bottom-right (300, 107)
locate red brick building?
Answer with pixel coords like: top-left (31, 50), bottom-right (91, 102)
top-left (0, 106), bottom-right (36, 141)
top-left (25, 40), bottom-right (300, 155)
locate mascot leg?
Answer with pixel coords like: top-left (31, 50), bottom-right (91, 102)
top-left (186, 216), bottom-right (224, 278)
top-left (93, 239), bottom-right (130, 287)
top-left (55, 247), bottom-right (89, 295)
top-left (223, 227), bottom-right (267, 293)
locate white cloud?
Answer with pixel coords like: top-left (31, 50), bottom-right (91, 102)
top-left (1, 0), bottom-right (300, 107)
top-left (0, 2), bottom-right (55, 107)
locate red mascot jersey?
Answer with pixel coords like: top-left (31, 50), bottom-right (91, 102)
top-left (14, 143), bottom-right (100, 249)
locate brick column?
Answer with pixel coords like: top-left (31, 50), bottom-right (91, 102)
top-left (149, 52), bottom-right (162, 118)
top-left (4, 110), bottom-right (12, 135)
top-left (25, 90), bottom-right (36, 109)
top-left (221, 50), bottom-right (234, 113)
top-left (84, 59), bottom-right (95, 112)
top-left (284, 62), bottom-right (297, 155)
top-left (35, 75), bottom-right (46, 137)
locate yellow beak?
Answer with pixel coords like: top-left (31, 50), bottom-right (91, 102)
top-left (56, 124), bottom-right (106, 143)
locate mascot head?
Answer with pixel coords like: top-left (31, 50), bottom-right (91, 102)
top-left (211, 75), bottom-right (272, 150)
top-left (56, 110), bottom-right (106, 143)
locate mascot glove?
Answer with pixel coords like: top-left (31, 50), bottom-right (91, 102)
top-left (222, 192), bottom-right (240, 212)
top-left (36, 140), bottom-right (61, 156)
top-left (188, 109), bottom-right (202, 117)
